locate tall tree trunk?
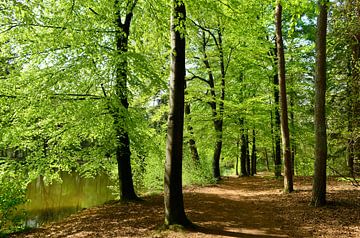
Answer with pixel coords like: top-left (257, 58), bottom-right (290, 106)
top-left (114, 0), bottom-right (138, 201)
top-left (245, 130), bottom-right (250, 175)
top-left (290, 91), bottom-right (296, 176)
top-left (240, 119), bottom-right (248, 176)
top-left (235, 139), bottom-right (239, 176)
top-left (164, 0), bottom-right (191, 226)
top-left (347, 0), bottom-right (360, 176)
top-left (311, 0), bottom-right (328, 207)
top-left (273, 49), bottom-right (282, 178)
top-left (200, 29), bottom-right (225, 180)
top-left (251, 129), bottom-right (257, 176)
top-left (212, 28), bottom-right (226, 180)
top-left (275, 2), bottom-right (293, 193)
top-left (185, 82), bottom-right (200, 164)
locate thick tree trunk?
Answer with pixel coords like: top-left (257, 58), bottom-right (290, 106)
top-left (164, 0), bottom-right (191, 226)
top-left (275, 2), bottom-right (293, 193)
top-left (311, 0), bottom-right (328, 207)
top-left (348, 2), bottom-right (360, 176)
top-left (114, 0), bottom-right (138, 201)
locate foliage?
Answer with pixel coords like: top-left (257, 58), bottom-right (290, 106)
top-left (0, 162), bottom-right (28, 234)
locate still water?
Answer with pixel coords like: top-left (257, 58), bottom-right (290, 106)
top-left (24, 172), bottom-right (117, 227)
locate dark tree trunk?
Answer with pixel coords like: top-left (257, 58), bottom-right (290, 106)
top-left (212, 28), bottom-right (226, 180)
top-left (245, 131), bottom-right (251, 176)
top-left (213, 120), bottom-right (223, 180)
top-left (114, 0), bottom-right (138, 201)
top-left (200, 29), bottom-right (225, 181)
top-left (164, 0), bottom-right (191, 226)
top-left (311, 0), bottom-right (328, 207)
top-left (251, 129), bottom-right (257, 176)
top-left (273, 49), bottom-right (282, 178)
top-left (235, 140), bottom-right (239, 176)
top-left (240, 119), bottom-right (248, 176)
top-left (185, 83), bottom-right (200, 164)
top-left (290, 92), bottom-right (296, 176)
top-left (275, 2), bottom-right (293, 193)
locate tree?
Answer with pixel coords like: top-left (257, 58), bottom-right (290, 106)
top-left (272, 48), bottom-right (282, 178)
top-left (185, 81), bottom-right (200, 164)
top-left (164, 0), bottom-right (191, 227)
top-left (113, 0), bottom-right (139, 201)
top-left (311, 0), bottom-right (328, 207)
top-left (275, 1), bottom-right (293, 193)
top-left (251, 129), bottom-right (257, 176)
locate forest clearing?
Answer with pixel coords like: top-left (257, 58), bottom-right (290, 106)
top-left (10, 174), bottom-right (360, 238)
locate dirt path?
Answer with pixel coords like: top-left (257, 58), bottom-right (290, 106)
top-left (12, 174), bottom-right (360, 238)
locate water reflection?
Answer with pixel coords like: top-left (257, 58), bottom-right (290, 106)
top-left (24, 172), bottom-right (116, 227)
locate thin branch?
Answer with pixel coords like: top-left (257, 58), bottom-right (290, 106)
top-left (101, 84), bottom-right (107, 97)
top-left (0, 24), bottom-right (19, 34)
top-left (328, 165), bottom-right (360, 187)
top-left (189, 18), bottom-right (219, 49)
top-left (189, 75), bottom-right (211, 86)
top-left (224, 45), bottom-right (237, 76)
top-left (0, 93), bottom-right (103, 101)
top-left (0, 23), bottom-right (118, 33)
top-left (89, 7), bottom-right (99, 15)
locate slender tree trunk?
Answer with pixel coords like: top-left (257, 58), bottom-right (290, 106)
top-left (311, 0), bottom-right (328, 207)
top-left (185, 82), bottom-right (200, 164)
top-left (275, 2), bottom-right (293, 193)
top-left (245, 131), bottom-right (251, 175)
top-left (212, 28), bottom-right (226, 180)
top-left (290, 92), bottom-right (296, 176)
top-left (164, 0), bottom-right (191, 226)
top-left (235, 140), bottom-right (239, 176)
top-left (240, 119), bottom-right (248, 176)
top-left (251, 129), bottom-right (257, 175)
top-left (200, 30), bottom-right (224, 180)
top-left (114, 0), bottom-right (138, 201)
top-left (273, 49), bottom-right (282, 178)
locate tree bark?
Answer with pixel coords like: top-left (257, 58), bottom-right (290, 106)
top-left (311, 0), bottom-right (328, 207)
top-left (347, 0), bottom-right (360, 176)
top-left (114, 0), bottom-right (138, 201)
top-left (185, 82), bottom-right (200, 164)
top-left (240, 119), bottom-right (248, 176)
top-left (251, 129), bottom-right (257, 176)
top-left (273, 49), bottom-right (282, 178)
top-left (245, 131), bottom-right (250, 176)
top-left (200, 29), bottom-right (225, 180)
top-left (164, 0), bottom-right (191, 226)
top-left (275, 2), bottom-right (293, 193)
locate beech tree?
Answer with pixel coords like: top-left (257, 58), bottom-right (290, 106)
top-left (164, 0), bottom-right (191, 226)
top-left (311, 0), bottom-right (329, 207)
top-left (113, 0), bottom-right (139, 201)
top-left (275, 1), bottom-right (293, 193)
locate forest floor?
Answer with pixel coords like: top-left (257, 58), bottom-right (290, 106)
top-left (11, 173), bottom-right (360, 238)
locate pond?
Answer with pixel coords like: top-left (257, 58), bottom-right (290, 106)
top-left (24, 172), bottom-right (117, 228)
